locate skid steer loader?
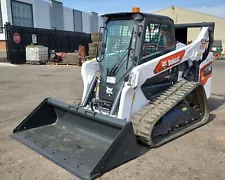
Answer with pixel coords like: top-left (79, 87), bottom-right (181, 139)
top-left (11, 8), bottom-right (214, 180)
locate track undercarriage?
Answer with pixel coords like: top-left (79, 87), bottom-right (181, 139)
top-left (132, 80), bottom-right (210, 147)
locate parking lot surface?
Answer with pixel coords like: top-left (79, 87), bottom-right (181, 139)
top-left (0, 61), bottom-right (225, 180)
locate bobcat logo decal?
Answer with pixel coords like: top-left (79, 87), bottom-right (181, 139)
top-left (106, 86), bottom-right (113, 96)
top-left (154, 50), bottom-right (185, 74)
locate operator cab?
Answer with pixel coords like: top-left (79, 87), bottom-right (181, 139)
top-left (100, 8), bottom-right (176, 65)
top-left (93, 8), bottom-right (176, 113)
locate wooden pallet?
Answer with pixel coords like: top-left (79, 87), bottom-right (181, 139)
top-left (26, 61), bottom-right (46, 65)
top-left (45, 62), bottom-right (80, 66)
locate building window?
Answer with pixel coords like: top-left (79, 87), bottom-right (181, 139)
top-left (11, 0), bottom-right (34, 27)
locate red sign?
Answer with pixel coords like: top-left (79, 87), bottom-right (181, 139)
top-left (154, 50), bottom-right (185, 74)
top-left (13, 33), bottom-right (21, 43)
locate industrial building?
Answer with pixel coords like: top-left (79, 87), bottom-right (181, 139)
top-left (153, 6), bottom-right (225, 52)
top-left (0, 0), bottom-right (103, 54)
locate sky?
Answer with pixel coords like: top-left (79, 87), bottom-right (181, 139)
top-left (60, 0), bottom-right (225, 18)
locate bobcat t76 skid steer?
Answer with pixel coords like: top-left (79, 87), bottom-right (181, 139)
top-left (12, 8), bottom-right (214, 180)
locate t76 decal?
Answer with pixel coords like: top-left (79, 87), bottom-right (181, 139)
top-left (200, 61), bottom-right (212, 86)
top-left (154, 50), bottom-right (185, 74)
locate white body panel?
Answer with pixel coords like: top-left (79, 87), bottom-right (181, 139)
top-left (81, 59), bottom-right (99, 102)
top-left (118, 86), bottom-right (149, 120)
top-left (81, 27), bottom-right (212, 121)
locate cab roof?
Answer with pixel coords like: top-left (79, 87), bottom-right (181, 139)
top-left (101, 12), bottom-right (174, 22)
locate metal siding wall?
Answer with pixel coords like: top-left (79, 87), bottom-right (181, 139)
top-left (90, 12), bottom-right (98, 33)
top-left (63, 7), bottom-right (74, 31)
top-left (35, 0), bottom-right (51, 29)
top-left (73, 10), bottom-right (82, 32)
top-left (82, 12), bottom-right (91, 33)
top-left (98, 16), bottom-right (103, 29)
top-left (50, 0), bottom-right (64, 30)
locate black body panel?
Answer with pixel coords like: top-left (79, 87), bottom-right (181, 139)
top-left (141, 70), bottom-right (173, 100)
top-left (175, 22), bottom-right (215, 29)
top-left (152, 104), bottom-right (200, 137)
top-left (99, 81), bottom-right (121, 102)
top-left (142, 82), bottom-right (172, 100)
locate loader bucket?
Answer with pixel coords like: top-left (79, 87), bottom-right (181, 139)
top-left (11, 98), bottom-right (139, 180)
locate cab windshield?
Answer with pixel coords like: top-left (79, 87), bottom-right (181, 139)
top-left (100, 19), bottom-right (136, 83)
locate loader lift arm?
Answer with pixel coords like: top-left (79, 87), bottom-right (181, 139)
top-left (174, 22), bottom-right (215, 62)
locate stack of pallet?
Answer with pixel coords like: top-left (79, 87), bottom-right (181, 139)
top-left (88, 32), bottom-right (102, 58)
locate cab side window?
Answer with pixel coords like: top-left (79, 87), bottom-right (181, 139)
top-left (142, 23), bottom-right (175, 61)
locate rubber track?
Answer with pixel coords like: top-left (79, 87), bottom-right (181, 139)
top-left (132, 80), bottom-right (208, 147)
